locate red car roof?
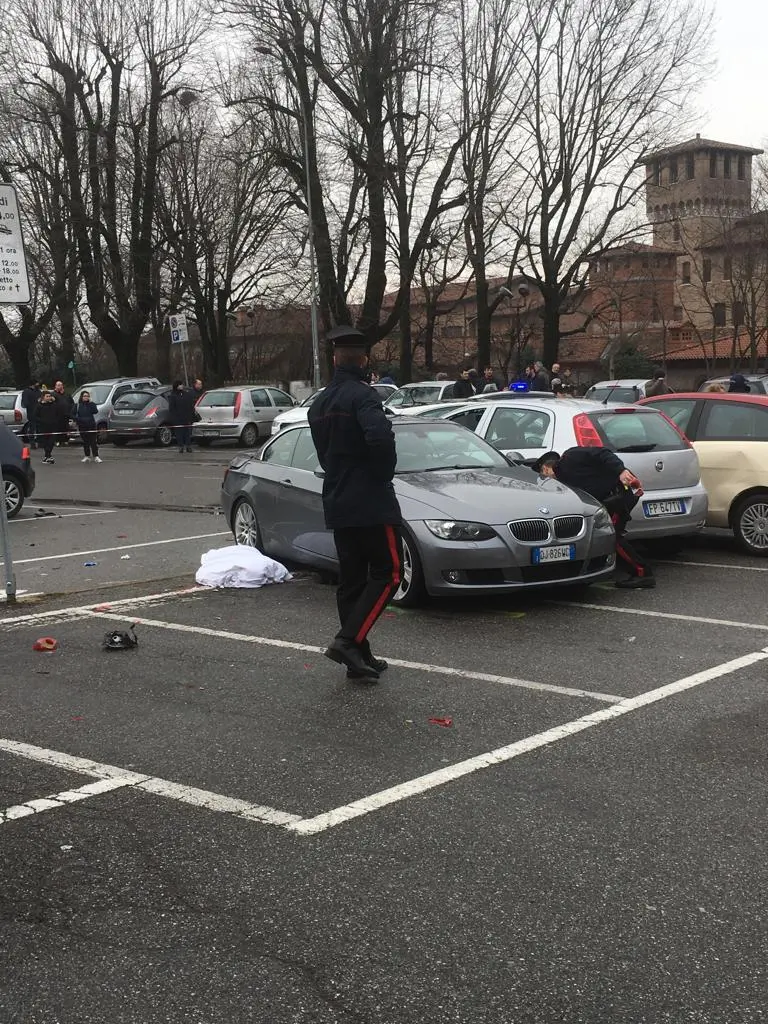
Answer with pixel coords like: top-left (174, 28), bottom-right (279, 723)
top-left (639, 392), bottom-right (768, 405)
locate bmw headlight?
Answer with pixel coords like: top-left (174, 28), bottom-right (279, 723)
top-left (593, 507), bottom-right (612, 530)
top-left (424, 520), bottom-right (496, 541)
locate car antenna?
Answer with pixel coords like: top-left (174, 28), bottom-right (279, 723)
top-left (602, 381), bottom-right (620, 406)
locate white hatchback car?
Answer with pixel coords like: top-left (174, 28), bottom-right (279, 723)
top-left (415, 397), bottom-right (708, 542)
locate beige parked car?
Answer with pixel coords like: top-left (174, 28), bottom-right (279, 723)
top-left (640, 392), bottom-right (768, 554)
top-left (193, 385), bottom-right (297, 447)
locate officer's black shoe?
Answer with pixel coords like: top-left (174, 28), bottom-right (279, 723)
top-left (324, 639), bottom-right (380, 679)
top-left (347, 653), bottom-right (388, 681)
top-left (615, 574), bottom-right (656, 589)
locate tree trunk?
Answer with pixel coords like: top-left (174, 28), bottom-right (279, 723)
top-left (155, 322), bottom-right (171, 382)
top-left (541, 296), bottom-right (561, 369)
top-left (2, 343), bottom-right (32, 387)
top-left (399, 298), bottom-right (413, 384)
top-left (474, 270), bottom-right (491, 370)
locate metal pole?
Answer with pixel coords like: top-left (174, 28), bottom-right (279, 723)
top-left (301, 97), bottom-right (322, 389)
top-left (0, 474), bottom-right (17, 604)
top-left (180, 339), bottom-right (189, 387)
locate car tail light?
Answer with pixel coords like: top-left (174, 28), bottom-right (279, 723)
top-left (572, 414), bottom-right (603, 447)
top-left (658, 411), bottom-right (693, 448)
top-left (145, 405), bottom-right (159, 418)
top-left (21, 446), bottom-right (30, 462)
top-left (233, 393), bottom-right (242, 418)
top-left (14, 409), bottom-right (22, 423)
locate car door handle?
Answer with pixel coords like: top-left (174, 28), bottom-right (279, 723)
top-left (280, 479), bottom-right (294, 488)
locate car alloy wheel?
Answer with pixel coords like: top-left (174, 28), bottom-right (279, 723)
top-left (233, 499), bottom-right (261, 548)
top-left (239, 423), bottom-right (258, 447)
top-left (155, 425), bottom-right (174, 447)
top-left (734, 494), bottom-right (768, 555)
top-left (3, 476), bottom-right (23, 518)
top-left (391, 533), bottom-right (425, 608)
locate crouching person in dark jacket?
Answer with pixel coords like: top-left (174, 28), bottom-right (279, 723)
top-left (535, 447), bottom-right (655, 589)
top-left (308, 326), bottom-right (403, 681)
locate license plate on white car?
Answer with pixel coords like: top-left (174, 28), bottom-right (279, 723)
top-left (643, 499), bottom-right (686, 517)
top-left (197, 429), bottom-right (218, 437)
top-left (532, 544), bottom-right (575, 564)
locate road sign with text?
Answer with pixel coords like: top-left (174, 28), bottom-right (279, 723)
top-left (169, 314), bottom-right (189, 344)
top-left (0, 185), bottom-right (31, 304)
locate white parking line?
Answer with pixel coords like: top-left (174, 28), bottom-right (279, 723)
top-left (658, 559), bottom-right (768, 573)
top-left (12, 532), bottom-right (230, 565)
top-left (289, 648), bottom-right (768, 834)
top-left (1, 649), bottom-right (765, 835)
top-left (12, 508), bottom-right (118, 524)
top-left (552, 601), bottom-right (768, 633)
top-left (83, 611), bottom-right (623, 703)
top-left (0, 776), bottom-right (143, 825)
top-left (0, 586), bottom-right (205, 625)
top-left (0, 738), bottom-right (300, 828)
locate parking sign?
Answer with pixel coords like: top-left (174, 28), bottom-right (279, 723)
top-left (0, 184), bottom-right (31, 304)
top-left (169, 314), bottom-right (189, 344)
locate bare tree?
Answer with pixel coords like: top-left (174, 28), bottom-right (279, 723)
top-left (13, 0), bottom-right (208, 375)
top-left (506, 0), bottom-right (711, 367)
top-left (157, 98), bottom-right (300, 384)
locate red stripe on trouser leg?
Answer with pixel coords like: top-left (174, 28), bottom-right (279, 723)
top-left (354, 525), bottom-right (401, 644)
top-left (616, 540), bottom-right (644, 577)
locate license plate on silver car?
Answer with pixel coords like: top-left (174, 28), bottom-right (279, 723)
top-left (643, 499), bottom-right (686, 517)
top-left (197, 429), bottom-right (218, 437)
top-left (532, 544), bottom-right (575, 564)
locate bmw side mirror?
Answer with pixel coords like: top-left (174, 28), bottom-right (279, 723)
top-left (504, 451), bottom-right (525, 464)
top-left (314, 469), bottom-right (325, 478)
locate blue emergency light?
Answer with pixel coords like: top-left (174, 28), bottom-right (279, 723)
top-left (509, 381), bottom-right (529, 392)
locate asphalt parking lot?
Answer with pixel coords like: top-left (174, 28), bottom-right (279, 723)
top-left (2, 443), bottom-right (768, 1022)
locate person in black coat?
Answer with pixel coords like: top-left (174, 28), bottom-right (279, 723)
top-left (168, 381), bottom-right (198, 453)
top-left (535, 447), bottom-right (655, 589)
top-left (21, 381), bottom-right (41, 447)
top-left (52, 381), bottom-right (74, 445)
top-left (74, 391), bottom-right (101, 461)
top-left (36, 391), bottom-right (59, 463)
top-left (453, 369), bottom-right (475, 400)
top-left (308, 326), bottom-right (402, 681)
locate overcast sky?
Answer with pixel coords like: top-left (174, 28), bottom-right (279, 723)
top-left (696, 0), bottom-right (767, 151)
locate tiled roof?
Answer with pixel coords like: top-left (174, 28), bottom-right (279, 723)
top-left (653, 333), bottom-right (768, 362)
top-left (641, 137), bottom-right (763, 163)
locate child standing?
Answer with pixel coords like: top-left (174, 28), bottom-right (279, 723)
top-left (75, 391), bottom-right (102, 462)
top-left (36, 391), bottom-right (59, 463)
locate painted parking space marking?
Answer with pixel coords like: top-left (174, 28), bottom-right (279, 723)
top-left (0, 738), bottom-right (299, 828)
top-left (83, 611), bottom-right (623, 704)
top-left (0, 586), bottom-right (205, 625)
top-left (11, 507), bottom-right (118, 524)
top-left (0, 776), bottom-right (145, 825)
top-left (289, 648), bottom-right (768, 834)
top-left (0, 650), bottom-right (766, 835)
top-left (657, 558), bottom-right (768, 573)
top-left (12, 532), bottom-right (230, 565)
top-left (552, 600), bottom-right (768, 634)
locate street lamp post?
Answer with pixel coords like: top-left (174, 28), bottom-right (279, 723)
top-left (300, 98), bottom-right (322, 390)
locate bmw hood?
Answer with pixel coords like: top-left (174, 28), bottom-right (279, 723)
top-left (393, 466), bottom-right (602, 523)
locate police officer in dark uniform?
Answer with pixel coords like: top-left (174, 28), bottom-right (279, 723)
top-left (308, 326), bottom-right (403, 680)
top-left (535, 447), bottom-right (656, 589)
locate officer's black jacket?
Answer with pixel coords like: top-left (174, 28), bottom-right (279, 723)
top-left (308, 365), bottom-right (401, 528)
top-left (554, 446), bottom-right (626, 502)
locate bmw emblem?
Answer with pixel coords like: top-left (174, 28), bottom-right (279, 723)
top-left (539, 506), bottom-right (550, 514)
top-left (655, 460), bottom-right (664, 472)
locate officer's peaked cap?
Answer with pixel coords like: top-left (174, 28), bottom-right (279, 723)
top-left (326, 325), bottom-right (368, 347)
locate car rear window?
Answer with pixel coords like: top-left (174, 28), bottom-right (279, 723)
top-left (77, 385), bottom-right (112, 405)
top-left (585, 386), bottom-right (640, 404)
top-left (587, 410), bottom-right (686, 452)
top-left (113, 391), bottom-right (156, 410)
top-left (0, 395), bottom-right (17, 409)
top-left (198, 390), bottom-right (237, 407)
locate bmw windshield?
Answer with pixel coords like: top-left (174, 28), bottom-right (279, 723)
top-left (393, 422), bottom-right (510, 474)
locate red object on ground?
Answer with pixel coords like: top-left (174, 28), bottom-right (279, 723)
top-left (428, 717), bottom-right (453, 728)
top-left (32, 637), bottom-right (58, 652)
